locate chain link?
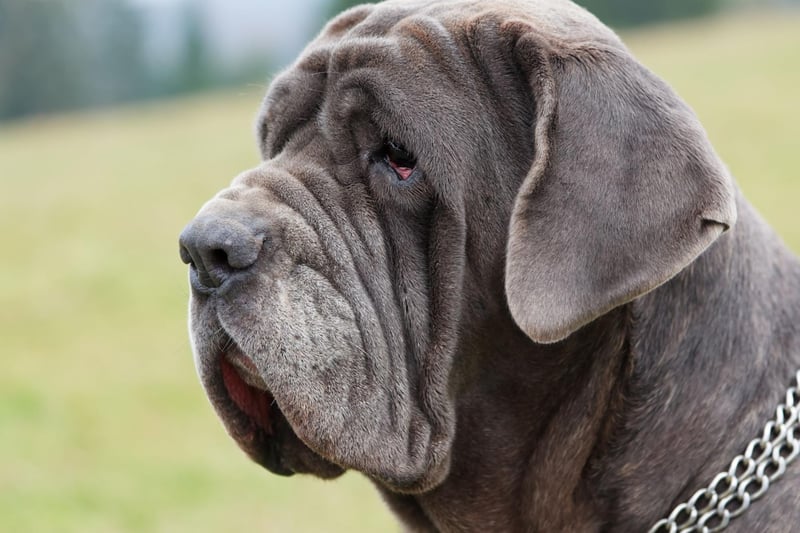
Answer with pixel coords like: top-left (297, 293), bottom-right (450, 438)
top-left (649, 370), bottom-right (800, 533)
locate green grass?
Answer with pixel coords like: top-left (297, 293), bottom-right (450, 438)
top-left (624, 10), bottom-right (800, 248)
top-left (1, 10), bottom-right (799, 532)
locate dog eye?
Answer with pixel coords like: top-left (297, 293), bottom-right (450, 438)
top-left (382, 140), bottom-right (416, 181)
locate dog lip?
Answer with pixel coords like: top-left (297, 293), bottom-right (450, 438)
top-left (215, 346), bottom-right (296, 475)
top-left (220, 351), bottom-right (274, 436)
top-left (224, 349), bottom-right (269, 390)
top-left (203, 334), bottom-right (343, 479)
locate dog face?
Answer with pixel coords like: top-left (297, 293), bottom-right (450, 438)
top-left (181, 0), bottom-right (736, 495)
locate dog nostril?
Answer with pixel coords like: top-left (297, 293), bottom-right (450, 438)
top-left (185, 246), bottom-right (238, 290)
top-left (179, 245), bottom-right (194, 266)
top-left (209, 248), bottom-right (229, 270)
top-left (179, 215), bottom-right (267, 293)
top-left (201, 248), bottom-right (234, 288)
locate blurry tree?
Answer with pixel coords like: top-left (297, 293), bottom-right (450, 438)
top-left (0, 0), bottom-right (85, 119)
top-left (0, 0), bottom-right (268, 122)
top-left (325, 0), bottom-right (725, 28)
top-left (578, 0), bottom-right (722, 27)
top-left (0, 0), bottom-right (149, 120)
top-left (169, 3), bottom-right (214, 96)
top-left (78, 0), bottom-right (152, 105)
top-left (326, 0), bottom-right (361, 21)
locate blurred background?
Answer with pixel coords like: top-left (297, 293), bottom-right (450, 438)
top-left (0, 0), bottom-right (798, 531)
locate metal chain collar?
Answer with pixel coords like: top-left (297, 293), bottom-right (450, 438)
top-left (649, 370), bottom-right (800, 533)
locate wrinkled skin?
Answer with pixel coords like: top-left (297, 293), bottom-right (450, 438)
top-left (182, 0), bottom-right (800, 530)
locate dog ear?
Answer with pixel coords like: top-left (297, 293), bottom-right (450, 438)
top-left (503, 25), bottom-right (737, 344)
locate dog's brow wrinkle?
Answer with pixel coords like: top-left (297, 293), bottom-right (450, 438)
top-left (393, 17), bottom-right (470, 85)
top-left (324, 4), bottom-right (374, 37)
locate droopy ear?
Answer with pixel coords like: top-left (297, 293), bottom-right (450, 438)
top-left (504, 26), bottom-right (737, 344)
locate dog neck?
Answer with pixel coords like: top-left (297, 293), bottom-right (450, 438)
top-left (379, 196), bottom-right (800, 532)
top-left (379, 303), bottom-right (630, 530)
top-left (596, 197), bottom-right (800, 530)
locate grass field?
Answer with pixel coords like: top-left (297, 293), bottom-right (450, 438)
top-left (1, 10), bottom-right (799, 533)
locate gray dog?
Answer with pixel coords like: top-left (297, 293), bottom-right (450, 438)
top-left (179, 0), bottom-right (800, 530)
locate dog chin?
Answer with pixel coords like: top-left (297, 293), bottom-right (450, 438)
top-left (201, 338), bottom-right (346, 480)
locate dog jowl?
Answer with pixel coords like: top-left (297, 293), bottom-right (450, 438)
top-left (179, 1), bottom-right (800, 531)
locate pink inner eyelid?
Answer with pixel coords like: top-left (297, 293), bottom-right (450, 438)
top-left (388, 159), bottom-right (414, 180)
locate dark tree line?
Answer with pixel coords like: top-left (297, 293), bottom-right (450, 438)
top-left (0, 0), bottom-right (780, 121)
top-left (577, 0), bottom-right (722, 27)
top-left (0, 0), bottom-right (267, 121)
top-left (0, 0), bottom-right (148, 120)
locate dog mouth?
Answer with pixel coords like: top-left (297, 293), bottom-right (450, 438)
top-left (216, 344), bottom-right (292, 476)
top-left (211, 338), bottom-right (345, 479)
top-left (220, 352), bottom-right (275, 436)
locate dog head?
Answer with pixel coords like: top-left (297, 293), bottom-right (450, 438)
top-left (180, 0), bottom-right (735, 494)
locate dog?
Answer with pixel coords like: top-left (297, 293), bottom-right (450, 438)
top-left (179, 0), bottom-right (800, 530)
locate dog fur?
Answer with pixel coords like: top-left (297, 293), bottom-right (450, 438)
top-left (180, 0), bottom-right (800, 530)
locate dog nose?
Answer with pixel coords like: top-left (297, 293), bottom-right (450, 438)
top-left (179, 214), bottom-right (267, 292)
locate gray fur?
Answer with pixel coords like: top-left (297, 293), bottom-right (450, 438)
top-left (180, 0), bottom-right (800, 530)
